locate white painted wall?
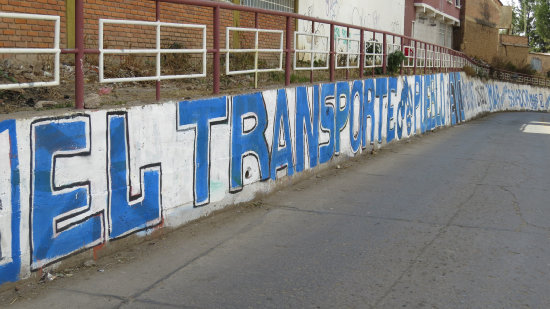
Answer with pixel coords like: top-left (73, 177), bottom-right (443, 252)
top-left (413, 14), bottom-right (453, 48)
top-left (295, 0), bottom-right (405, 61)
top-left (298, 0), bottom-right (405, 34)
top-left (1, 73), bottom-right (549, 285)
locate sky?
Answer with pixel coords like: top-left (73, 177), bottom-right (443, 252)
top-left (501, 0), bottom-right (519, 7)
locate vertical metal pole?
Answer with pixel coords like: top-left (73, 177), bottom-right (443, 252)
top-left (254, 12), bottom-right (259, 89)
top-left (399, 37), bottom-right (403, 75)
top-left (445, 48), bottom-right (451, 73)
top-left (413, 40), bottom-right (417, 75)
top-left (156, 0), bottom-right (161, 101)
top-left (451, 51), bottom-right (456, 72)
top-left (329, 23), bottom-right (335, 82)
top-left (285, 16), bottom-right (292, 86)
top-left (345, 26), bottom-right (349, 80)
top-left (213, 5), bottom-right (220, 94)
top-left (424, 43), bottom-right (427, 75)
top-left (382, 33), bottom-right (387, 75)
top-left (75, 0), bottom-right (84, 109)
top-left (359, 29), bottom-right (364, 79)
top-left (372, 33), bottom-right (375, 78)
top-left (310, 21), bottom-right (314, 83)
top-left (439, 47), bottom-right (442, 73)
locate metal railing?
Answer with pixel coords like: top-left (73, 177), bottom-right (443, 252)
top-left (294, 32), bottom-right (329, 71)
top-left (225, 27), bottom-right (284, 76)
top-left (0, 0), bottom-right (548, 109)
top-left (335, 34), bottom-right (360, 70)
top-left (0, 12), bottom-right (60, 90)
top-left (99, 19), bottom-right (207, 83)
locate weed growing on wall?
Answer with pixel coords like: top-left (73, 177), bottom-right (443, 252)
top-left (387, 51), bottom-right (406, 75)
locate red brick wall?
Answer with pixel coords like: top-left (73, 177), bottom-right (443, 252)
top-left (500, 34), bottom-right (528, 46)
top-left (1, 0), bottom-right (66, 49)
top-left (414, 0), bottom-right (461, 20)
top-left (1, 1), bottom-right (291, 52)
top-left (404, 0), bottom-right (415, 37)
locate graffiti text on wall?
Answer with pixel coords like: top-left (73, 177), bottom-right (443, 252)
top-left (1, 72), bottom-right (549, 284)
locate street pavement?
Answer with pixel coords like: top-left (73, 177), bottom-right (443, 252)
top-left (5, 112), bottom-right (550, 308)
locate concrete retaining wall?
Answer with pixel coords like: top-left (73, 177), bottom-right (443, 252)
top-left (1, 72), bottom-right (549, 285)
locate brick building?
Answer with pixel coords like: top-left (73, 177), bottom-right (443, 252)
top-left (499, 34), bottom-right (530, 65)
top-left (529, 52), bottom-right (550, 76)
top-left (454, 0), bottom-right (529, 65)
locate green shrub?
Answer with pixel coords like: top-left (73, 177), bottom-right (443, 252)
top-left (387, 51), bottom-right (406, 75)
top-left (491, 56), bottom-right (536, 76)
top-left (463, 66), bottom-right (477, 77)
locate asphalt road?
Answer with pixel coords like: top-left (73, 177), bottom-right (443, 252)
top-left (6, 112), bottom-right (550, 308)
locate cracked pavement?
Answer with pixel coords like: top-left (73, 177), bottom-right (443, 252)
top-left (5, 112), bottom-right (550, 308)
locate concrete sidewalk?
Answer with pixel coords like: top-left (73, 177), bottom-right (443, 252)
top-left (3, 112), bottom-right (550, 308)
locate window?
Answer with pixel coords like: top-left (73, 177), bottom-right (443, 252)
top-left (455, 0), bottom-right (461, 7)
top-left (439, 23), bottom-right (446, 47)
top-left (241, 0), bottom-right (295, 13)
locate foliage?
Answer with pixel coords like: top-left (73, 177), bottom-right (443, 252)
top-left (512, 0), bottom-right (549, 52)
top-left (386, 51), bottom-right (406, 75)
top-left (491, 56), bottom-right (536, 75)
top-left (534, 0), bottom-right (550, 51)
top-left (463, 66), bottom-right (477, 77)
top-left (290, 73), bottom-right (309, 83)
top-left (0, 69), bottom-right (18, 83)
top-left (162, 42), bottom-right (190, 74)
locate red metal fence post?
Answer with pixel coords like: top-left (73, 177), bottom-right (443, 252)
top-left (285, 16), bottom-right (292, 86)
top-left (424, 43), bottom-right (427, 75)
top-left (372, 32), bottom-right (375, 78)
top-left (346, 27), bottom-right (349, 80)
top-left (439, 47), bottom-right (442, 73)
top-left (75, 0), bottom-right (84, 109)
top-left (310, 22), bottom-right (315, 83)
top-left (402, 36), bottom-right (411, 75)
top-left (156, 0), bottom-right (161, 101)
top-left (213, 5), bottom-right (220, 94)
top-left (330, 23), bottom-right (335, 82)
top-left (413, 40), bottom-right (417, 75)
top-left (359, 29), bottom-right (364, 79)
top-left (382, 33), bottom-right (387, 75)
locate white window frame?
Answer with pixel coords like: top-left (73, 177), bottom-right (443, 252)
top-left (426, 47), bottom-right (434, 68)
top-left (99, 19), bottom-right (207, 83)
top-left (241, 0), bottom-right (295, 13)
top-left (434, 51), bottom-right (441, 68)
top-left (443, 53), bottom-right (451, 68)
top-left (416, 44), bottom-right (425, 68)
top-left (364, 39), bottom-right (383, 68)
top-left (294, 32), bottom-right (329, 71)
top-left (0, 12), bottom-right (60, 90)
top-left (335, 35), bottom-right (360, 69)
top-left (225, 27), bottom-right (283, 75)
top-left (402, 45), bottom-right (415, 68)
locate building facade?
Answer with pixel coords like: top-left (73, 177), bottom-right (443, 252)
top-left (454, 0), bottom-right (521, 63)
top-left (296, 0), bottom-right (406, 35)
top-left (405, 0), bottom-right (461, 48)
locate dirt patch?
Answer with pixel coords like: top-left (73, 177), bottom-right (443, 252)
top-left (0, 54), bottom-right (399, 115)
